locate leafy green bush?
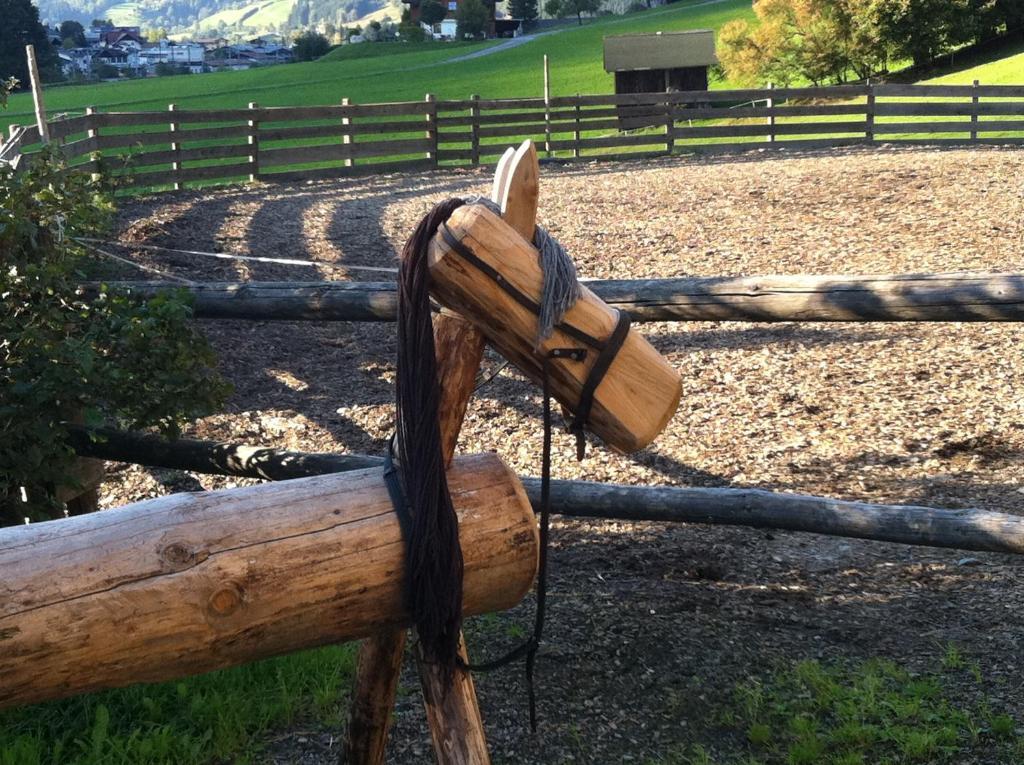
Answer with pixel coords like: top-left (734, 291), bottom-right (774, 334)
top-left (0, 147), bottom-right (230, 524)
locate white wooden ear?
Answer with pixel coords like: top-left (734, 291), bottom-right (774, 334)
top-left (498, 140), bottom-right (540, 242)
top-left (490, 146), bottom-right (516, 205)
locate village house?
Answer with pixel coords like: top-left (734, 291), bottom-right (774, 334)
top-left (92, 45), bottom-right (142, 73)
top-left (139, 40), bottom-right (206, 73)
top-left (43, 22), bottom-right (302, 80)
top-left (57, 48), bottom-right (94, 78)
top-left (403, 0), bottom-right (519, 39)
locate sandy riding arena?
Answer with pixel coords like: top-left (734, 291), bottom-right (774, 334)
top-left (104, 145), bottom-right (1024, 763)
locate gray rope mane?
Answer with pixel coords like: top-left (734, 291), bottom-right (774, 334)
top-left (468, 197), bottom-right (581, 347)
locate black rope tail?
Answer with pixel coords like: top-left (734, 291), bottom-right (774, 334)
top-left (392, 196), bottom-right (631, 725)
top-left (395, 196), bottom-right (468, 685)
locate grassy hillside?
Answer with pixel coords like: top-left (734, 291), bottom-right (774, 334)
top-left (196, 0), bottom-right (297, 31)
top-left (2, 0), bottom-right (753, 131)
top-left (925, 40), bottom-right (1024, 85)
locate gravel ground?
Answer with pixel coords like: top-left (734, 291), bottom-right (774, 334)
top-left (100, 145), bottom-right (1024, 764)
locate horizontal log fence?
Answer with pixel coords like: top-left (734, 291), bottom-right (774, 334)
top-left (5, 82), bottom-right (1024, 193)
top-left (92, 272), bottom-right (1024, 323)
top-left (68, 424), bottom-right (1024, 557)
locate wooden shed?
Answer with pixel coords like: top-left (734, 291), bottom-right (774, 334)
top-left (603, 29), bottom-right (717, 94)
top-left (603, 30), bottom-right (717, 129)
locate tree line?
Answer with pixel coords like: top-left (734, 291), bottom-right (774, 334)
top-left (718, 0), bottom-right (1024, 87)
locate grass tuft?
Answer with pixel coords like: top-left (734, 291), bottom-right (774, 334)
top-left (0, 644), bottom-right (356, 765)
top-left (667, 649), bottom-right (1022, 765)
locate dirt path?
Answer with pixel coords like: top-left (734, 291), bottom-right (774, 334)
top-left (105, 145), bottom-right (1024, 763)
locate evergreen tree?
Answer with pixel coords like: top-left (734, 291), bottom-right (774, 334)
top-left (544, 0), bottom-right (599, 25)
top-left (420, 0), bottom-right (447, 26)
top-left (509, 0), bottom-right (538, 25)
top-left (59, 20), bottom-right (86, 47)
top-left (0, 0), bottom-right (58, 86)
top-left (456, 0), bottom-right (489, 37)
top-left (292, 30), bottom-right (330, 60)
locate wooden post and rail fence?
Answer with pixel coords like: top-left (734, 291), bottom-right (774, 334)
top-left (5, 83), bottom-right (1024, 193)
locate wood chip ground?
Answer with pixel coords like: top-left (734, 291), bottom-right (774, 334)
top-left (101, 145), bottom-right (1024, 764)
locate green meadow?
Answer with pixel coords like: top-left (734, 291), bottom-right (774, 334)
top-left (1, 0), bottom-right (755, 133)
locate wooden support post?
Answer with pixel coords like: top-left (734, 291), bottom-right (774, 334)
top-left (574, 94), bottom-right (582, 159)
top-left (247, 101), bottom-right (260, 182)
top-left (343, 319), bottom-right (489, 765)
top-left (414, 316), bottom-right (490, 765)
top-left (345, 630), bottom-right (407, 764)
top-left (766, 82), bottom-right (775, 144)
top-left (342, 97), bottom-right (353, 168)
top-left (169, 104), bottom-right (181, 191)
top-left (425, 93), bottom-right (438, 169)
top-left (543, 55), bottom-right (552, 158)
top-left (26, 45), bottom-right (50, 145)
top-left (470, 94), bottom-right (481, 166)
top-left (971, 79), bottom-right (979, 142)
top-left (865, 79), bottom-right (875, 143)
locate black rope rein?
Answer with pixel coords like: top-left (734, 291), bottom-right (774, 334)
top-left (392, 197), bottom-right (629, 729)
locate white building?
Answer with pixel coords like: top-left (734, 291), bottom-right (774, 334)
top-left (422, 19), bottom-right (458, 39)
top-left (59, 49), bottom-right (94, 77)
top-left (94, 45), bottom-right (142, 72)
top-left (140, 40), bottom-right (206, 73)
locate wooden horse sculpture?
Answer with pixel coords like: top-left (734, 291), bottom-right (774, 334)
top-left (345, 141), bottom-right (681, 765)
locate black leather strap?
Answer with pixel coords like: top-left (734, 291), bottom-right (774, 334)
top-left (569, 310), bottom-right (631, 459)
top-left (440, 221), bottom-right (633, 460)
top-left (382, 444), bottom-right (412, 545)
top-left (440, 223), bottom-right (604, 351)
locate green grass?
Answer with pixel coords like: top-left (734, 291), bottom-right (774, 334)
top-left (1, 0), bottom-right (755, 133)
top-left (0, 644), bottom-right (356, 765)
top-left (924, 39), bottom-right (1024, 86)
top-left (648, 651), bottom-right (1023, 765)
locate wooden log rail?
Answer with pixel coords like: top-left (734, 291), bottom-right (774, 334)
top-left (68, 425), bottom-right (1024, 557)
top-left (0, 452), bottom-right (537, 711)
top-left (92, 272), bottom-right (1024, 323)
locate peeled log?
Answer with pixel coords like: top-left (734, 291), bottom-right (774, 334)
top-left (428, 204), bottom-right (682, 453)
top-left (0, 453), bottom-right (537, 711)
top-left (68, 427), bottom-right (1024, 558)
top-left (89, 272), bottom-right (1024, 323)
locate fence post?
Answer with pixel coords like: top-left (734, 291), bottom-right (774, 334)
top-left (168, 104), bottom-right (181, 192)
top-left (26, 45), bottom-right (50, 145)
top-left (85, 106), bottom-right (100, 182)
top-left (766, 82), bottom-right (775, 144)
top-left (247, 101), bottom-right (259, 182)
top-left (971, 79), bottom-right (979, 142)
top-left (865, 80), bottom-right (875, 143)
top-left (470, 94), bottom-right (480, 166)
top-left (664, 94), bottom-right (674, 156)
top-left (543, 54), bottom-right (552, 158)
top-left (574, 93), bottom-right (582, 159)
top-left (425, 93), bottom-right (438, 168)
top-left (341, 97), bottom-right (353, 169)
